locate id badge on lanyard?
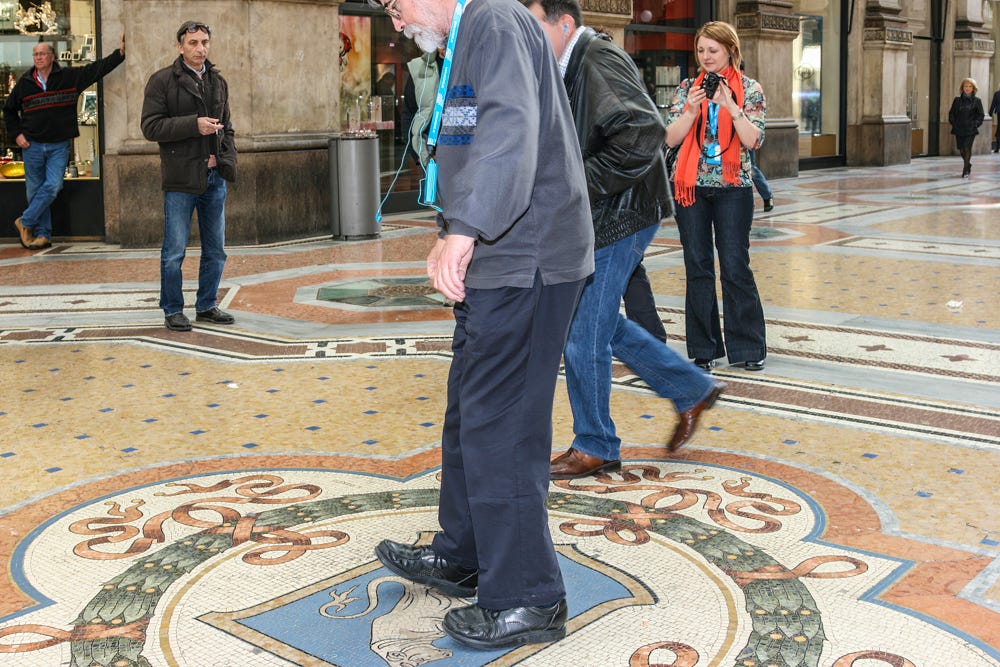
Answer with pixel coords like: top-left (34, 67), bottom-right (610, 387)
top-left (704, 103), bottom-right (722, 165)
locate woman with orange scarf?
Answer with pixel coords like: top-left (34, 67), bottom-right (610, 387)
top-left (664, 21), bottom-right (767, 372)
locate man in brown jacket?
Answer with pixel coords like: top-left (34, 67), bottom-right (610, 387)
top-left (141, 21), bottom-right (237, 332)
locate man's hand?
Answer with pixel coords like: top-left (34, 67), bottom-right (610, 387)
top-left (427, 234), bottom-right (474, 302)
top-left (15, 134), bottom-right (29, 149)
top-left (120, 33), bottom-right (125, 56)
top-left (197, 117), bottom-right (223, 135)
top-left (426, 238), bottom-right (446, 281)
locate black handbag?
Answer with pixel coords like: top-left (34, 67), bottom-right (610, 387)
top-left (662, 144), bottom-right (677, 218)
top-left (664, 144), bottom-right (680, 179)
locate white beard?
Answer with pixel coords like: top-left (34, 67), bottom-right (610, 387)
top-left (405, 24), bottom-right (446, 53)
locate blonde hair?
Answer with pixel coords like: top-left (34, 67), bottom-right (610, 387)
top-left (694, 21), bottom-right (742, 71)
top-left (960, 78), bottom-right (978, 94)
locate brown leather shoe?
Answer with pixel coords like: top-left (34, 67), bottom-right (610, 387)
top-left (549, 448), bottom-right (621, 480)
top-left (14, 218), bottom-right (35, 249)
top-left (27, 235), bottom-right (51, 250)
top-left (668, 382), bottom-right (726, 453)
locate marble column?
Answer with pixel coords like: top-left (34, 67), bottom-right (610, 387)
top-left (846, 1), bottom-right (913, 166)
top-left (733, 2), bottom-right (801, 179)
top-left (581, 0), bottom-right (631, 44)
top-left (100, 0), bottom-right (342, 247)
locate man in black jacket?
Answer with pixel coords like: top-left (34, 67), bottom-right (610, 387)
top-left (524, 0), bottom-right (724, 479)
top-left (141, 22), bottom-right (237, 332)
top-left (3, 36), bottom-right (124, 250)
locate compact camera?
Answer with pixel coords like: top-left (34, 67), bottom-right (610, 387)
top-left (701, 71), bottom-right (721, 100)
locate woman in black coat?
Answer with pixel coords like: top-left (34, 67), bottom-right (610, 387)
top-left (948, 77), bottom-right (985, 178)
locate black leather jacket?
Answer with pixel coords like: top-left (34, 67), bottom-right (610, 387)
top-left (141, 56), bottom-right (236, 193)
top-left (563, 29), bottom-right (670, 249)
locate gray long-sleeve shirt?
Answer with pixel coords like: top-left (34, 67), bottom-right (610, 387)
top-left (434, 0), bottom-right (594, 289)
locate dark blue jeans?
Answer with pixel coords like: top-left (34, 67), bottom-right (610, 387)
top-left (159, 170), bottom-right (228, 315)
top-left (433, 273), bottom-right (585, 609)
top-left (675, 186), bottom-right (766, 364)
top-left (750, 151), bottom-right (772, 201)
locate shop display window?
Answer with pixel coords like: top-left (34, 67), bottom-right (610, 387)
top-left (791, 4), bottom-right (842, 159)
top-left (0, 0), bottom-right (102, 180)
top-left (341, 0), bottom-right (428, 208)
top-left (625, 0), bottom-right (705, 124)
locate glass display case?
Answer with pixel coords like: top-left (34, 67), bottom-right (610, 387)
top-left (1, 0), bottom-right (105, 237)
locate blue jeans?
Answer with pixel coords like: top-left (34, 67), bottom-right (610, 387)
top-left (160, 169), bottom-right (228, 315)
top-left (564, 223), bottom-right (715, 462)
top-left (750, 150), bottom-right (772, 200)
top-left (21, 140), bottom-right (70, 239)
top-left (675, 186), bottom-right (766, 364)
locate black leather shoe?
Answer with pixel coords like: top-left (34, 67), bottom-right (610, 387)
top-left (195, 307), bottom-right (235, 325)
top-left (743, 360), bottom-right (765, 371)
top-left (164, 312), bottom-right (192, 331)
top-left (375, 540), bottom-right (478, 597)
top-left (443, 599), bottom-right (567, 649)
top-left (763, 198), bottom-right (774, 212)
top-left (694, 358), bottom-right (716, 372)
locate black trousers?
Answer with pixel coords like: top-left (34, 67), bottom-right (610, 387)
top-left (432, 273), bottom-right (585, 609)
top-left (624, 262), bottom-right (667, 343)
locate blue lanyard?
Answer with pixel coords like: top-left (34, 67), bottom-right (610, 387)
top-left (426, 0), bottom-right (467, 152)
top-left (420, 0), bottom-right (467, 210)
top-left (708, 102), bottom-right (719, 138)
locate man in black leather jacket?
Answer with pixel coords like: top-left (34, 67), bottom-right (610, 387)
top-left (525, 0), bottom-right (724, 479)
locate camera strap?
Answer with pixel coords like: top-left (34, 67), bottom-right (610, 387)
top-left (700, 102), bottom-right (734, 159)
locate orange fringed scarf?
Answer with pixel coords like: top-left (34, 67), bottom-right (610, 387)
top-left (674, 65), bottom-right (745, 207)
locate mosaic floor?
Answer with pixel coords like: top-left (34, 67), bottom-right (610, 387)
top-left (0, 156), bottom-right (998, 667)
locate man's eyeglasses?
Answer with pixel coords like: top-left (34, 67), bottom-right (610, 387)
top-left (177, 22), bottom-right (211, 42)
top-left (375, 0), bottom-right (401, 20)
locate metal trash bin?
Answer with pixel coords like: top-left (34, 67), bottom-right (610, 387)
top-left (329, 132), bottom-right (381, 240)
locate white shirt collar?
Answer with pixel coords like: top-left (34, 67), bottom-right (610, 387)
top-left (558, 26), bottom-right (587, 78)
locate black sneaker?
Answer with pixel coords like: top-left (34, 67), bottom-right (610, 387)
top-left (195, 307), bottom-right (235, 325)
top-left (375, 539), bottom-right (478, 597)
top-left (443, 599), bottom-right (568, 649)
top-left (165, 312), bottom-right (192, 331)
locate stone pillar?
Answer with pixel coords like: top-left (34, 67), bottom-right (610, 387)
top-left (733, 2), bottom-right (802, 179)
top-left (101, 0), bottom-right (341, 248)
top-left (946, 0), bottom-right (996, 155)
top-left (846, 1), bottom-right (913, 165)
top-left (580, 0), bottom-right (632, 50)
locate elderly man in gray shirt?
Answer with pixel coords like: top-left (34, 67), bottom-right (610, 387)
top-left (370, 0), bottom-right (594, 652)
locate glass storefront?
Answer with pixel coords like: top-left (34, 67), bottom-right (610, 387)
top-left (624, 0), bottom-right (712, 123)
top-left (340, 0), bottom-right (426, 212)
top-left (0, 0), bottom-right (105, 235)
top-left (791, 2), bottom-right (842, 159)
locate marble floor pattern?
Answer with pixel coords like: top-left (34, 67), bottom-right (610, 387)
top-left (0, 156), bottom-right (998, 667)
